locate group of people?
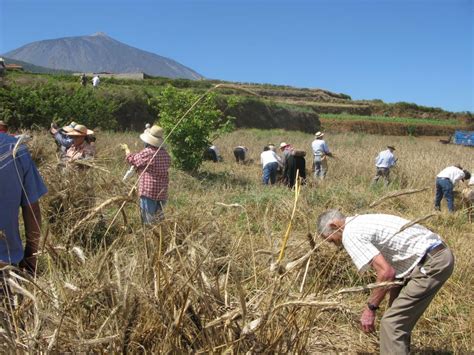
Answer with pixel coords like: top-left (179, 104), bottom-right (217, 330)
top-left (79, 73), bottom-right (100, 88)
top-left (211, 131), bottom-right (470, 214)
top-left (1, 119), bottom-right (472, 354)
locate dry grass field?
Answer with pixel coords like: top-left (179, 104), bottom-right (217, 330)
top-left (2, 129), bottom-right (472, 353)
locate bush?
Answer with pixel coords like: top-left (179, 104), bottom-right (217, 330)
top-left (0, 82), bottom-right (118, 129)
top-left (156, 86), bottom-right (233, 172)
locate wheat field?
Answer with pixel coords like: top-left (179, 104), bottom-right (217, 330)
top-left (1, 129), bottom-right (472, 353)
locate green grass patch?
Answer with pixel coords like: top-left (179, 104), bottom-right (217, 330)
top-left (321, 113), bottom-right (461, 126)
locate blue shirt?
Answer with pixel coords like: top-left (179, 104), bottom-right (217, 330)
top-left (0, 133), bottom-right (48, 264)
top-left (375, 149), bottom-right (396, 168)
top-left (54, 131), bottom-right (74, 152)
top-left (311, 139), bottom-right (330, 156)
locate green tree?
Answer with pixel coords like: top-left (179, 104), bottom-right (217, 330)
top-left (156, 86), bottom-right (233, 172)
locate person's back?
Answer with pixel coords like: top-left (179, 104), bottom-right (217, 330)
top-left (375, 149), bottom-right (395, 168)
top-left (92, 75), bottom-right (100, 87)
top-left (0, 133), bottom-right (47, 267)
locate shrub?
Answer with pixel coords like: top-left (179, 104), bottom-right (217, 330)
top-left (156, 85), bottom-right (234, 172)
top-left (0, 82), bottom-right (118, 129)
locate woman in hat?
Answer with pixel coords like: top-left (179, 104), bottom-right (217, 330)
top-left (64, 124), bottom-right (96, 162)
top-left (50, 121), bottom-right (77, 155)
top-left (121, 125), bottom-right (171, 224)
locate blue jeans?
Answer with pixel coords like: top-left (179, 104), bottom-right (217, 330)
top-left (435, 178), bottom-right (454, 212)
top-left (140, 196), bottom-right (166, 224)
top-left (263, 162), bottom-right (278, 185)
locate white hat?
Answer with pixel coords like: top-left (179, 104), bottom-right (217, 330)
top-left (280, 142), bottom-right (289, 149)
top-left (314, 131), bottom-right (324, 138)
top-left (140, 125), bottom-right (164, 147)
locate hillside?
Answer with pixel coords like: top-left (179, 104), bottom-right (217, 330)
top-left (0, 71), bottom-right (471, 135)
top-left (3, 33), bottom-right (202, 80)
top-left (2, 57), bottom-right (74, 74)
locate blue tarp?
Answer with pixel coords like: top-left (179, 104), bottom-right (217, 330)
top-left (453, 130), bottom-right (474, 147)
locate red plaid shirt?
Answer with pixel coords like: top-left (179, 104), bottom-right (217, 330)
top-left (126, 147), bottom-right (171, 201)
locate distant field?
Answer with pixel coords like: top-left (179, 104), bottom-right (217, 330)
top-left (320, 113), bottom-right (461, 127)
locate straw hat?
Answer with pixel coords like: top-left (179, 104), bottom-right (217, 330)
top-left (140, 125), bottom-right (164, 147)
top-left (314, 131), bottom-right (324, 138)
top-left (62, 121), bottom-right (78, 132)
top-left (0, 120), bottom-right (7, 126)
top-left (279, 142), bottom-right (289, 149)
top-left (65, 124), bottom-right (94, 136)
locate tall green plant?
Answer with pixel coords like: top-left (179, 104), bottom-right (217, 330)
top-left (156, 86), bottom-right (233, 172)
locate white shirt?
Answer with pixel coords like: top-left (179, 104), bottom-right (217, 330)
top-left (210, 145), bottom-right (219, 157)
top-left (342, 214), bottom-right (442, 278)
top-left (260, 150), bottom-right (281, 168)
top-left (469, 176), bottom-right (474, 186)
top-left (375, 149), bottom-right (396, 168)
top-left (92, 76), bottom-right (100, 87)
top-left (437, 166), bottom-right (465, 185)
top-left (311, 139), bottom-right (330, 156)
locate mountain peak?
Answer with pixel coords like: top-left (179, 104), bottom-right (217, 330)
top-left (3, 34), bottom-right (203, 80)
top-left (91, 32), bottom-right (108, 37)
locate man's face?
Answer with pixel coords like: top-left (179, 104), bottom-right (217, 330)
top-left (72, 135), bottom-right (86, 146)
top-left (325, 230), bottom-right (343, 246)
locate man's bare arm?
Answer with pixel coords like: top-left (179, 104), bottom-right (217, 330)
top-left (360, 253), bottom-right (396, 333)
top-left (20, 202), bottom-right (42, 273)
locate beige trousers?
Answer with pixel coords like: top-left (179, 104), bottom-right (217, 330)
top-left (379, 248), bottom-right (454, 355)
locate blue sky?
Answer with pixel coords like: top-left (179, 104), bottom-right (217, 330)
top-left (0, 0), bottom-right (472, 112)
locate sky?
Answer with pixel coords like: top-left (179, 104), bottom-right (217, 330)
top-left (0, 0), bottom-right (472, 112)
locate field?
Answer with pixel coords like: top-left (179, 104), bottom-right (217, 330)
top-left (320, 114), bottom-right (461, 127)
top-left (2, 129), bottom-right (473, 352)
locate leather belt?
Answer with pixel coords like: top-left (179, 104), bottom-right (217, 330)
top-left (419, 242), bottom-right (447, 265)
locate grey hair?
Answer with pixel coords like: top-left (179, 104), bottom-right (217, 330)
top-left (317, 209), bottom-right (346, 237)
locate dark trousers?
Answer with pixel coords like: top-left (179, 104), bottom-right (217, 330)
top-left (204, 148), bottom-right (218, 162)
top-left (435, 177), bottom-right (454, 212)
top-left (233, 148), bottom-right (246, 163)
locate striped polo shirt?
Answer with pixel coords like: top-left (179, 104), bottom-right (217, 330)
top-left (342, 214), bottom-right (441, 278)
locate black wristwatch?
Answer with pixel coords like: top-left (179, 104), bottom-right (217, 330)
top-left (367, 303), bottom-right (379, 311)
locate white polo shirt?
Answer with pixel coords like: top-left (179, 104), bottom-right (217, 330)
top-left (436, 166), bottom-right (465, 185)
top-left (342, 214), bottom-right (442, 278)
top-left (260, 150), bottom-right (281, 168)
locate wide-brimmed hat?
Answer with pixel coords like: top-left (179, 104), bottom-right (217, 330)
top-left (387, 145), bottom-right (396, 151)
top-left (280, 142), bottom-right (290, 149)
top-left (62, 121), bottom-right (78, 132)
top-left (0, 120), bottom-right (7, 126)
top-left (65, 124), bottom-right (94, 136)
top-left (140, 125), bottom-right (164, 147)
top-left (314, 131), bottom-right (324, 138)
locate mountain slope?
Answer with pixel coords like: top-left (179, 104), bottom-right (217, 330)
top-left (2, 57), bottom-right (74, 74)
top-left (3, 32), bottom-right (202, 79)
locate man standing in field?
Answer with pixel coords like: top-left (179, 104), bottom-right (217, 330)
top-left (122, 125), bottom-right (171, 224)
top-left (372, 145), bottom-right (397, 186)
top-left (0, 130), bottom-right (47, 274)
top-left (434, 165), bottom-right (470, 212)
top-left (317, 209), bottom-right (454, 354)
top-left (311, 132), bottom-right (333, 179)
top-left (92, 74), bottom-right (100, 88)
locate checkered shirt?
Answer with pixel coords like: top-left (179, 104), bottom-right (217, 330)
top-left (126, 147), bottom-right (171, 201)
top-left (342, 214), bottom-right (442, 278)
